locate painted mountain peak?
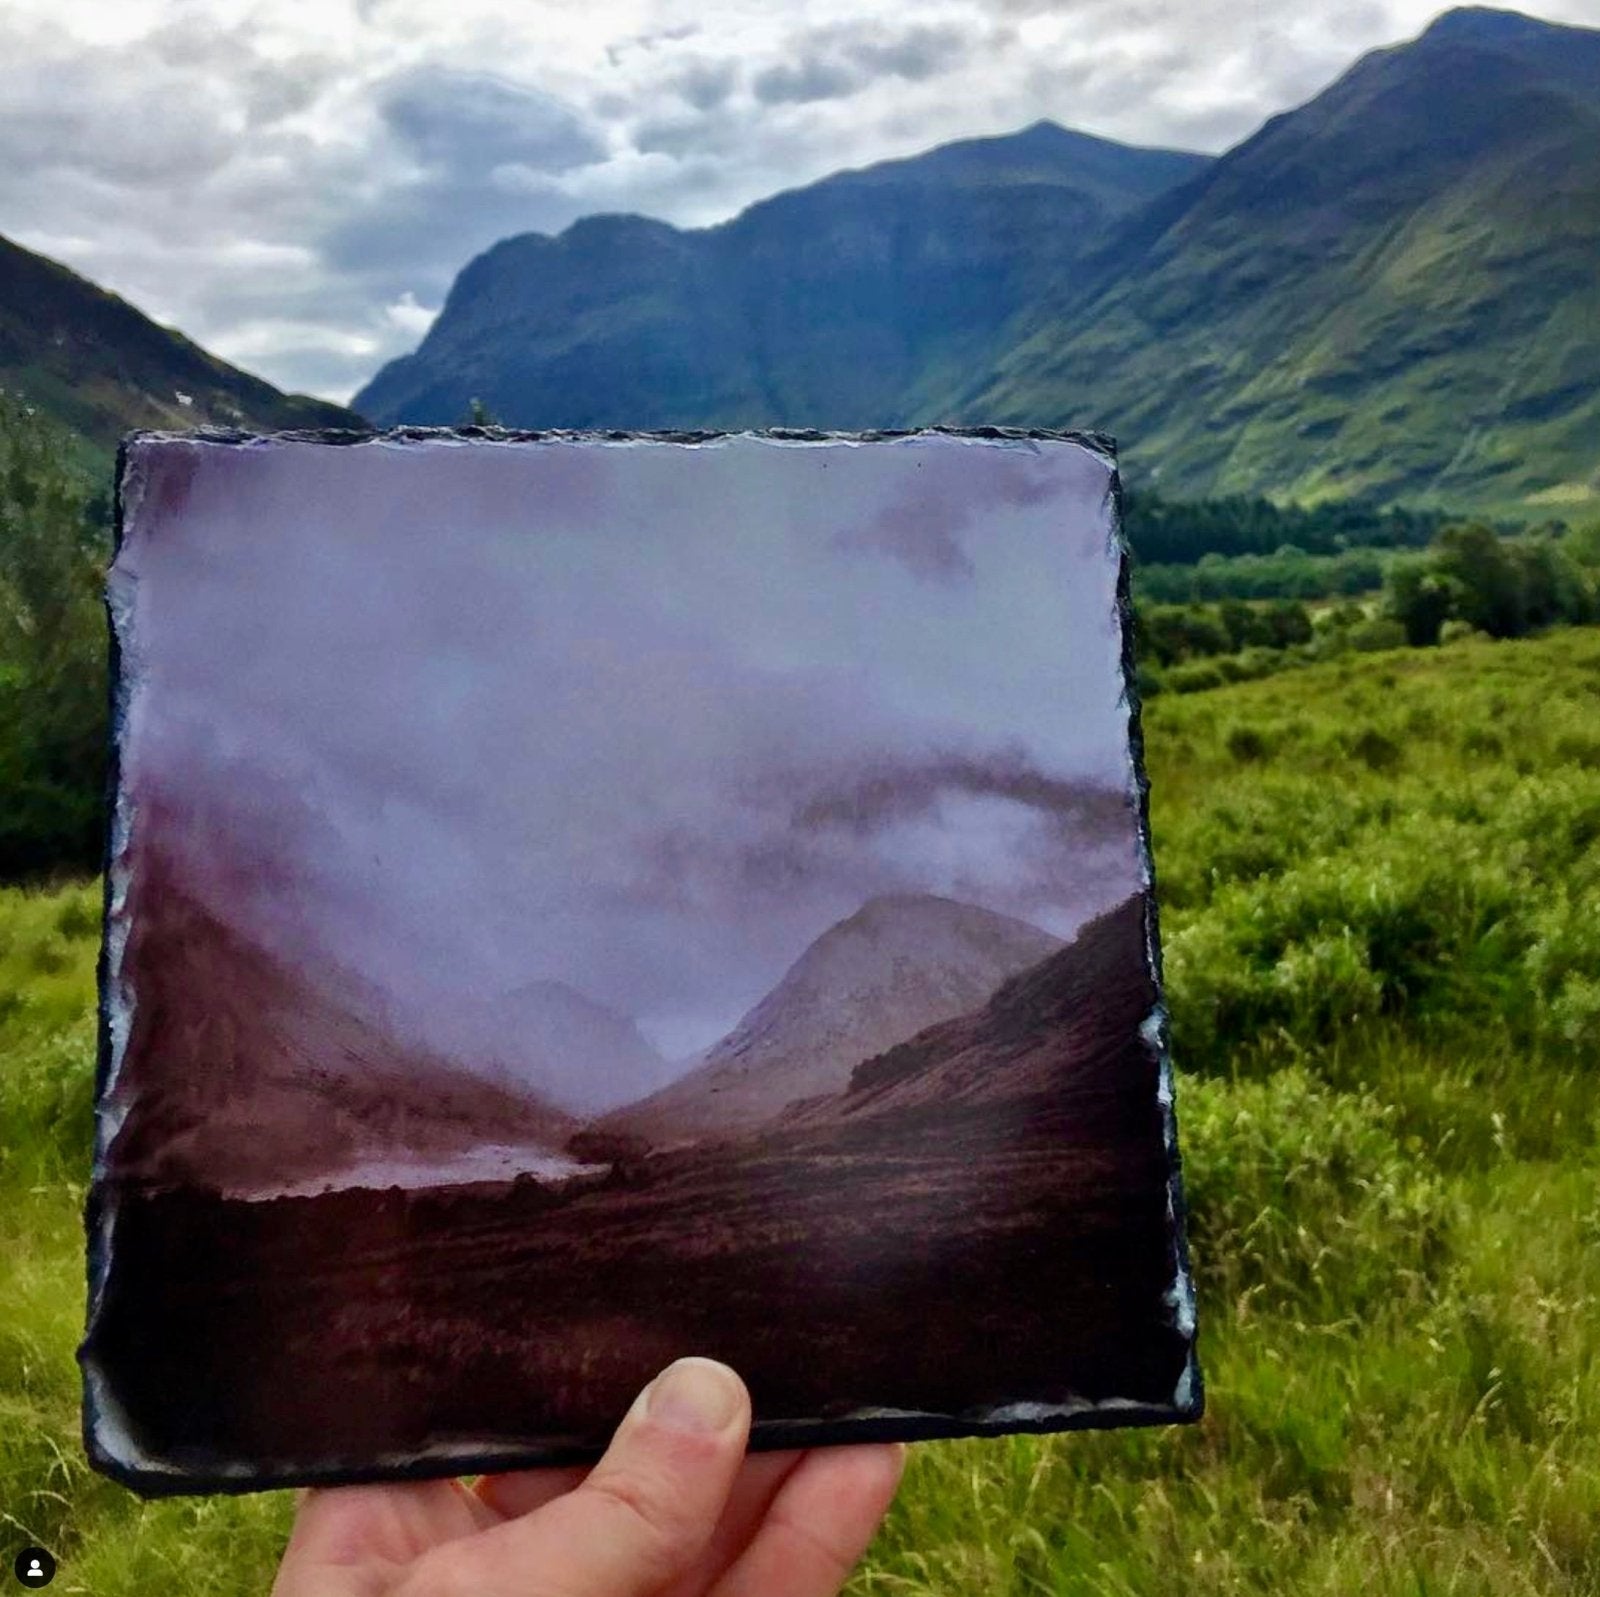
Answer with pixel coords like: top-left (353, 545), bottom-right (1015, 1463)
top-left (476, 977), bottom-right (672, 1115)
top-left (608, 892), bottom-right (1065, 1141)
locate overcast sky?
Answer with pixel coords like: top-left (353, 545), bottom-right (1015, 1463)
top-left (4, 1), bottom-right (1596, 403)
top-left (115, 432), bottom-right (1143, 1073)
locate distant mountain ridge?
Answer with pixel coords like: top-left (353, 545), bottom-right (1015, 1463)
top-left (607, 892), bottom-right (1064, 1140)
top-left (357, 7), bottom-right (1599, 517)
top-left (970, 5), bottom-right (1600, 510)
top-left (354, 122), bottom-right (1206, 432)
top-left (476, 977), bottom-right (674, 1115)
top-left (0, 232), bottom-right (362, 464)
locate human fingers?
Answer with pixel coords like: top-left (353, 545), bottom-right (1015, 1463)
top-left (272, 1479), bottom-right (492, 1595)
top-left (658, 1450), bottom-right (806, 1597)
top-left (707, 1444), bottom-right (906, 1597)
top-left (402, 1357), bottom-right (752, 1597)
top-left (479, 1444), bottom-right (803, 1594)
top-left (474, 1463), bottom-right (589, 1519)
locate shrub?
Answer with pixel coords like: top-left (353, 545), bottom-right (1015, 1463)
top-left (1347, 617), bottom-right (1407, 653)
top-left (1225, 725), bottom-right (1271, 763)
top-left (1180, 1068), bottom-right (1451, 1323)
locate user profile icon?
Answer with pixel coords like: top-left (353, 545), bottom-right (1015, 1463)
top-left (13, 1547), bottom-right (55, 1588)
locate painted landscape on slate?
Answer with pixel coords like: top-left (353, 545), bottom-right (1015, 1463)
top-left (84, 430), bottom-right (1195, 1487)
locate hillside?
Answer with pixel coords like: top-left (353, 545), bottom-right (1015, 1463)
top-left (353, 122), bottom-right (1206, 429)
top-left (970, 7), bottom-right (1600, 511)
top-left (358, 7), bottom-right (1600, 516)
top-left (605, 892), bottom-right (1063, 1140)
top-left (104, 853), bottom-right (573, 1197)
top-left (797, 892), bottom-right (1153, 1126)
top-left (0, 232), bottom-right (362, 465)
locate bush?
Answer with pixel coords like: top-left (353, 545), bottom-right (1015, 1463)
top-left (1225, 725), bottom-right (1271, 763)
top-left (1180, 1068), bottom-right (1451, 1323)
top-left (1347, 616), bottom-right (1407, 653)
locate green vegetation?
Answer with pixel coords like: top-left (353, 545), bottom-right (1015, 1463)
top-left (1386, 523), bottom-right (1597, 646)
top-left (1124, 491), bottom-right (1450, 569)
top-left (1135, 545), bottom-right (1390, 604)
top-left (977, 11), bottom-right (1600, 514)
top-left (5, 631), bottom-right (1600, 1591)
top-left (1135, 521), bottom-right (1599, 698)
top-left (0, 395), bottom-right (109, 877)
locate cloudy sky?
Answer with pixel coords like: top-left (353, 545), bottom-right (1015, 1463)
top-left (3, 0), bottom-right (1595, 404)
top-left (114, 431), bottom-right (1143, 1078)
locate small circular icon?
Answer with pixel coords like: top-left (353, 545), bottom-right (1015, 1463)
top-left (13, 1547), bottom-right (55, 1588)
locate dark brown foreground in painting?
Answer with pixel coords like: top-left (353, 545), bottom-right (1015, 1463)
top-left (85, 896), bottom-right (1191, 1478)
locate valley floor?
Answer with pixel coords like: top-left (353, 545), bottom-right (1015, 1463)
top-left (86, 1085), bottom-right (1184, 1484)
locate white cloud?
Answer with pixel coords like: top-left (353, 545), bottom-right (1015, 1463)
top-left (385, 291), bottom-right (438, 336)
top-left (0, 0), bottom-right (1595, 403)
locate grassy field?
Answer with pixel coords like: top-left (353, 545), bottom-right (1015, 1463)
top-left (4, 629), bottom-right (1599, 1593)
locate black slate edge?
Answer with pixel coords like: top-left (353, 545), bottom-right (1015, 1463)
top-left (80, 437), bottom-right (135, 1479)
top-left (114, 423), bottom-right (1118, 452)
top-left (85, 1400), bottom-right (1194, 1501)
top-left (1109, 457), bottom-right (1205, 1427)
top-left (80, 425), bottom-right (1199, 1498)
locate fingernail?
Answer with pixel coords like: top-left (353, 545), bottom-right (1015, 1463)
top-left (645, 1358), bottom-right (744, 1434)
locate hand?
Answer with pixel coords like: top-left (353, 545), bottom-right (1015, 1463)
top-left (272, 1357), bottom-right (905, 1597)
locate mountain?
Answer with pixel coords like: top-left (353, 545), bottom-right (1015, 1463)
top-left (105, 856), bottom-right (574, 1197)
top-left (478, 978), bottom-right (674, 1115)
top-left (968, 7), bottom-right (1600, 512)
top-left (0, 232), bottom-right (362, 465)
top-left (358, 8), bottom-right (1599, 518)
top-left (781, 892), bottom-right (1154, 1130)
top-left (606, 893), bottom-right (1063, 1141)
top-left (353, 123), bottom-right (1207, 430)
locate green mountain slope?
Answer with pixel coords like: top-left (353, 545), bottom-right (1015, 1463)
top-left (970, 7), bottom-right (1600, 513)
top-left (354, 123), bottom-right (1207, 429)
top-left (358, 7), bottom-right (1598, 517)
top-left (0, 233), bottom-right (362, 465)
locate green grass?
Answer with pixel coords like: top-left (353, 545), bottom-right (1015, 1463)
top-left (5, 631), bottom-right (1600, 1592)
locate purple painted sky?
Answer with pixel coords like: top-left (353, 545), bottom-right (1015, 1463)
top-left (114, 431), bottom-right (1143, 1069)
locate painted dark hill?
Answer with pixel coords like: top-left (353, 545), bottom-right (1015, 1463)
top-left (0, 232), bottom-right (362, 463)
top-left (605, 893), bottom-right (1063, 1141)
top-left (783, 890), bottom-right (1155, 1128)
top-left (970, 7), bottom-right (1600, 512)
top-left (104, 858), bottom-right (574, 1197)
top-left (353, 123), bottom-right (1206, 430)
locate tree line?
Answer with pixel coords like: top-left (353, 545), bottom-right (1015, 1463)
top-left (1122, 488), bottom-right (1454, 565)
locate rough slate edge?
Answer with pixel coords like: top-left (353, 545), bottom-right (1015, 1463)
top-left (79, 425), bottom-right (1203, 1499)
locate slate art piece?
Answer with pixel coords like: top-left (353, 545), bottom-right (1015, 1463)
top-left (82, 427), bottom-right (1199, 1494)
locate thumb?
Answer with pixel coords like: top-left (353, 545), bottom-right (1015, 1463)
top-left (424, 1358), bottom-right (752, 1597)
